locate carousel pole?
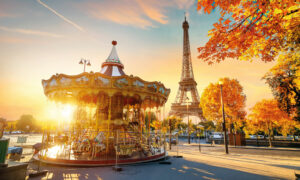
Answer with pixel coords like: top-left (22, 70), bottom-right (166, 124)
top-left (113, 130), bottom-right (122, 171)
top-left (106, 95), bottom-right (112, 155)
top-left (137, 103), bottom-right (142, 144)
top-left (126, 96), bottom-right (130, 145)
top-left (96, 100), bottom-right (99, 132)
top-left (148, 108), bottom-right (151, 146)
top-left (143, 107), bottom-right (147, 146)
top-left (29, 122), bottom-right (48, 177)
top-left (126, 97), bottom-right (129, 122)
top-left (159, 106), bottom-right (162, 147)
top-left (159, 102), bottom-right (171, 165)
top-left (142, 107), bottom-right (146, 142)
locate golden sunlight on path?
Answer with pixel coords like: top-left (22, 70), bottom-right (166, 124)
top-left (169, 147), bottom-right (300, 180)
top-left (29, 144), bottom-right (300, 180)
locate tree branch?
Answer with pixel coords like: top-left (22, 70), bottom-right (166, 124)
top-left (246, 12), bottom-right (264, 31)
top-left (228, 8), bottom-right (259, 33)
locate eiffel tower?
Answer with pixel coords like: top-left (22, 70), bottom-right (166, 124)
top-left (169, 16), bottom-right (204, 120)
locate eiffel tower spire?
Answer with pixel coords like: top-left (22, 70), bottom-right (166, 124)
top-left (169, 16), bottom-right (203, 119)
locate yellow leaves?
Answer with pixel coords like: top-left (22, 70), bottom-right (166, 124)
top-left (151, 120), bottom-right (162, 131)
top-left (273, 8), bottom-right (282, 15)
top-left (200, 77), bottom-right (246, 128)
top-left (247, 99), bottom-right (293, 135)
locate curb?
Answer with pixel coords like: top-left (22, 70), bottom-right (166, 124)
top-left (183, 143), bottom-right (300, 151)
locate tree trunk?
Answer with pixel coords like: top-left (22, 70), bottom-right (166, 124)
top-left (293, 134), bottom-right (296, 141)
top-left (268, 136), bottom-right (272, 147)
top-left (234, 132), bottom-right (236, 147)
top-left (256, 132), bottom-right (259, 147)
top-left (268, 128), bottom-right (273, 147)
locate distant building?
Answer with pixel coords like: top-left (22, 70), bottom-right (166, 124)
top-left (5, 119), bottom-right (17, 131)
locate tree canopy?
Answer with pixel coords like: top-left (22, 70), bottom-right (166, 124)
top-left (162, 116), bottom-right (182, 134)
top-left (16, 114), bottom-right (38, 132)
top-left (263, 52), bottom-right (300, 121)
top-left (197, 0), bottom-right (299, 64)
top-left (200, 77), bottom-right (246, 131)
top-left (247, 99), bottom-right (291, 146)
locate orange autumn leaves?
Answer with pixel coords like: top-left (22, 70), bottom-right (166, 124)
top-left (200, 78), bottom-right (246, 130)
top-left (197, 0), bottom-right (299, 64)
top-left (263, 51), bottom-right (300, 121)
top-left (200, 77), bottom-right (298, 137)
top-left (248, 99), bottom-right (290, 134)
top-left (247, 99), bottom-right (299, 146)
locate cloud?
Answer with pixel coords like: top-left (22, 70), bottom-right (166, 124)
top-left (0, 2), bottom-right (16, 18)
top-left (0, 36), bottom-right (28, 43)
top-left (83, 0), bottom-right (194, 29)
top-left (84, 0), bottom-right (154, 29)
top-left (0, 12), bottom-right (12, 18)
top-left (0, 26), bottom-right (63, 38)
top-left (136, 0), bottom-right (168, 24)
top-left (173, 0), bottom-right (194, 10)
top-left (37, 0), bottom-right (84, 32)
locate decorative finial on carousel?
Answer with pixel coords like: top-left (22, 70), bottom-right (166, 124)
top-left (112, 40), bottom-right (117, 46)
top-left (184, 12), bottom-right (186, 21)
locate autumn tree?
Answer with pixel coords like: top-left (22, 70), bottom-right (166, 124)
top-left (16, 114), bottom-right (37, 132)
top-left (162, 116), bottom-right (182, 149)
top-left (162, 116), bottom-right (182, 133)
top-left (199, 120), bottom-right (216, 138)
top-left (177, 121), bottom-right (188, 134)
top-left (0, 117), bottom-right (7, 138)
top-left (199, 120), bottom-right (215, 131)
top-left (263, 52), bottom-right (300, 121)
top-left (200, 77), bottom-right (247, 132)
top-left (248, 99), bottom-right (291, 147)
top-left (197, 0), bottom-right (299, 64)
top-left (145, 112), bottom-right (157, 129)
top-left (279, 118), bottom-right (300, 141)
top-left (151, 119), bottom-right (162, 132)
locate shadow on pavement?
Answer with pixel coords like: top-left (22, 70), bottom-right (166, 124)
top-left (29, 157), bottom-right (279, 180)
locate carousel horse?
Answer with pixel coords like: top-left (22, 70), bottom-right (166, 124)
top-left (91, 132), bottom-right (106, 158)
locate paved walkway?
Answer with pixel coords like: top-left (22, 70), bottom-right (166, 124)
top-left (27, 144), bottom-right (300, 180)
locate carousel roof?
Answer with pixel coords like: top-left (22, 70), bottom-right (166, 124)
top-left (100, 41), bottom-right (125, 77)
top-left (42, 40), bottom-right (170, 107)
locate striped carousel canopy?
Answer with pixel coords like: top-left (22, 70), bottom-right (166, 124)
top-left (100, 41), bottom-right (125, 77)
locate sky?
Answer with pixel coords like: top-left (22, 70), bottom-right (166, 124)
top-left (0, 0), bottom-right (276, 121)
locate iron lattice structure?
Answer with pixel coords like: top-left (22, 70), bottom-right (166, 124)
top-left (169, 17), bottom-right (204, 119)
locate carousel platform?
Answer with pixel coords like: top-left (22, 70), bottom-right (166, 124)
top-left (34, 152), bottom-right (166, 166)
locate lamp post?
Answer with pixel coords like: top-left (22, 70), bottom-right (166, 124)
top-left (186, 97), bottom-right (190, 144)
top-left (197, 125), bottom-right (203, 152)
top-left (79, 58), bottom-right (91, 72)
top-left (219, 80), bottom-right (229, 154)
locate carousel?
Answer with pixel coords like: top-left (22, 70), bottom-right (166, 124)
top-left (38, 41), bottom-right (170, 166)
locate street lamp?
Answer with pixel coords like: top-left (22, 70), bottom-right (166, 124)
top-left (186, 97), bottom-right (190, 144)
top-left (197, 125), bottom-right (203, 152)
top-left (79, 58), bottom-right (91, 72)
top-left (219, 80), bottom-right (229, 154)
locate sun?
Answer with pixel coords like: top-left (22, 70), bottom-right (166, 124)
top-left (44, 102), bottom-right (75, 125)
top-left (61, 104), bottom-right (74, 118)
